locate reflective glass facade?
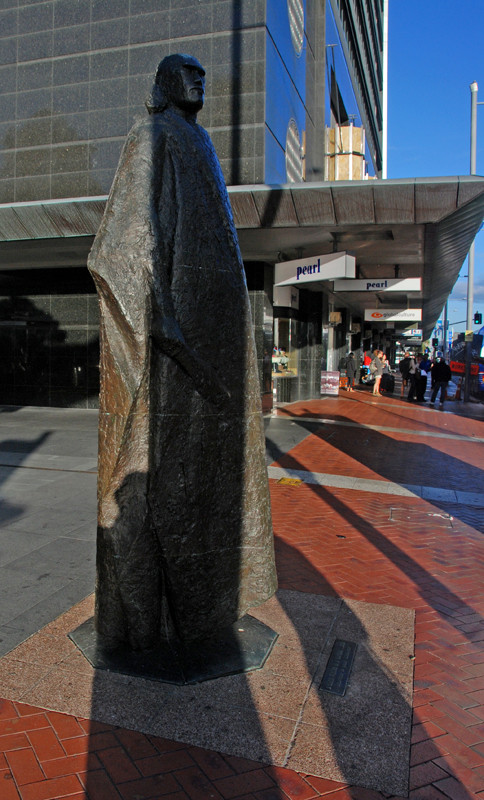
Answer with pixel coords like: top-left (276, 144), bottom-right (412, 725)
top-left (325, 2), bottom-right (376, 177)
top-left (325, 0), bottom-right (384, 177)
top-left (0, 0), bottom-right (331, 202)
top-left (0, 267), bottom-right (99, 407)
top-left (0, 0), bottom-right (270, 201)
top-left (0, 0), bottom-right (384, 407)
top-left (265, 0), bottom-right (307, 183)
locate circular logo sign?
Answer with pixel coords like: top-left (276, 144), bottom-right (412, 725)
top-left (371, 312), bottom-right (384, 318)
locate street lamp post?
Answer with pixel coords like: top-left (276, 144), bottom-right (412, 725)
top-left (464, 81), bottom-right (482, 402)
top-left (466, 82), bottom-right (478, 330)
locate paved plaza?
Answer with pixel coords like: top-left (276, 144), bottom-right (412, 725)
top-left (0, 388), bottom-right (483, 798)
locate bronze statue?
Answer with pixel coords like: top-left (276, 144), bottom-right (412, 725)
top-left (87, 55), bottom-right (277, 655)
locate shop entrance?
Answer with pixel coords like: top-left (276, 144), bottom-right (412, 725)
top-left (272, 318), bottom-right (298, 379)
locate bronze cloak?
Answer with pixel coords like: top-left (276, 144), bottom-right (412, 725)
top-left (88, 108), bottom-right (277, 650)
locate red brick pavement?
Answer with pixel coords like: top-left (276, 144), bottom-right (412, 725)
top-left (1, 393), bottom-right (484, 799)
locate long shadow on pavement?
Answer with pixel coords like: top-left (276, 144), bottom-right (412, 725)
top-left (271, 409), bottom-right (484, 533)
top-left (77, 407), bottom-right (483, 796)
top-left (270, 426), bottom-right (484, 795)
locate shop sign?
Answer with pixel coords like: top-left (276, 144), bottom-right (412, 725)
top-left (333, 278), bottom-right (421, 292)
top-left (275, 252), bottom-right (355, 287)
top-left (450, 361), bottom-right (479, 375)
top-left (364, 308), bottom-right (422, 322)
top-left (402, 328), bottom-right (423, 337)
top-left (320, 371), bottom-right (340, 395)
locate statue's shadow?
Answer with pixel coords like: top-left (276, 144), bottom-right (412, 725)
top-left (78, 507), bottom-right (415, 797)
top-left (69, 469), bottom-right (278, 684)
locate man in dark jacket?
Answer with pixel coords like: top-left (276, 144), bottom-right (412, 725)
top-left (430, 358), bottom-right (452, 407)
top-left (399, 352), bottom-right (412, 397)
top-left (345, 352), bottom-right (358, 391)
top-left (415, 354), bottom-right (429, 402)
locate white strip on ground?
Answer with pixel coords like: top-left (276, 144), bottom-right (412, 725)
top-left (272, 415), bottom-right (484, 444)
top-left (267, 466), bottom-right (483, 507)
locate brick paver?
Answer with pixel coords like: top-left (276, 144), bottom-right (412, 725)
top-left (0, 392), bottom-right (483, 798)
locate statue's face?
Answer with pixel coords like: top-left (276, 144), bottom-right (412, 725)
top-left (172, 61), bottom-right (205, 112)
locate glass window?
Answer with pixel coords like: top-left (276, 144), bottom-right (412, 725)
top-left (287, 0), bottom-right (304, 55)
top-left (272, 318), bottom-right (298, 377)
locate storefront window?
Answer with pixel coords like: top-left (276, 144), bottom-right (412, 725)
top-left (272, 318), bottom-right (298, 377)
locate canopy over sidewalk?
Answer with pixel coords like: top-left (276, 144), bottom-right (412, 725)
top-left (1, 175), bottom-right (483, 338)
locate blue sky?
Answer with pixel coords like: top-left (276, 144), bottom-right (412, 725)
top-left (387, 0), bottom-right (484, 333)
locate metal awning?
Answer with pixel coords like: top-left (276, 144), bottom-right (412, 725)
top-left (0, 176), bottom-right (483, 338)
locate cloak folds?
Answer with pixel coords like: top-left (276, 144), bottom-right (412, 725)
top-left (88, 108), bottom-right (277, 651)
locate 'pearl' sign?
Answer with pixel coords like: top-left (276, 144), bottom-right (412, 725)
top-left (333, 278), bottom-right (421, 292)
top-left (275, 252), bottom-right (355, 286)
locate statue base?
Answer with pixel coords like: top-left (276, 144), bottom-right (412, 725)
top-left (68, 615), bottom-right (278, 684)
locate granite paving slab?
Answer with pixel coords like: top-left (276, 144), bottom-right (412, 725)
top-left (0, 589), bottom-right (415, 796)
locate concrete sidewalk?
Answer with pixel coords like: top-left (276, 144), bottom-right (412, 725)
top-left (0, 407), bottom-right (98, 658)
top-left (0, 391), bottom-right (483, 798)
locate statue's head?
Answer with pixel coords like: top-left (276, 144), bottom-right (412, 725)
top-left (146, 54), bottom-right (205, 116)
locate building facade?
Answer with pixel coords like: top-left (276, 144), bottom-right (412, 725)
top-left (0, 0), bottom-right (384, 203)
top-left (10, 1), bottom-right (476, 411)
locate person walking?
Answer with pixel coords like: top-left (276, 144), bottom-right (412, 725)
top-left (406, 354), bottom-right (418, 402)
top-left (420, 352), bottom-right (432, 374)
top-left (415, 354), bottom-right (429, 402)
top-left (430, 357), bottom-right (452, 408)
top-left (359, 350), bottom-right (372, 385)
top-left (380, 353), bottom-right (395, 394)
top-left (370, 350), bottom-right (384, 396)
top-left (399, 351), bottom-right (412, 398)
top-left (346, 352), bottom-right (358, 392)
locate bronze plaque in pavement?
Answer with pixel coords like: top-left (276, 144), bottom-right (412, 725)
top-left (320, 639), bottom-right (357, 696)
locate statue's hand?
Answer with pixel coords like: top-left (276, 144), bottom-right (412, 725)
top-left (197, 364), bottom-right (231, 407)
top-left (151, 317), bottom-right (230, 406)
top-left (150, 316), bottom-right (185, 356)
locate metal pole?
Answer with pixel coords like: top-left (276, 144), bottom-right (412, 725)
top-left (470, 81), bottom-right (478, 174)
top-left (381, 0), bottom-right (389, 179)
top-left (442, 301), bottom-right (448, 359)
top-left (464, 82), bottom-right (478, 402)
top-left (467, 82), bottom-right (478, 329)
